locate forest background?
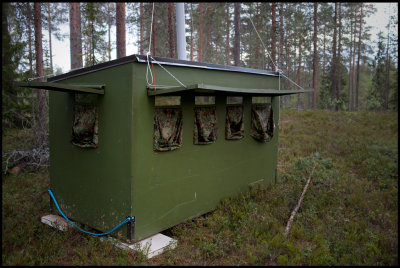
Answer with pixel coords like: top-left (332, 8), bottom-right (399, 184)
top-left (2, 2), bottom-right (398, 137)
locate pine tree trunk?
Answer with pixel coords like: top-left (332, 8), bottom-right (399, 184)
top-left (82, 18), bottom-right (88, 66)
top-left (279, 3), bottom-right (284, 71)
top-left (322, 25), bottom-right (326, 77)
top-left (336, 2), bottom-right (342, 111)
top-left (307, 60), bottom-right (312, 109)
top-left (254, 3), bottom-right (259, 68)
top-left (215, 39), bottom-right (220, 64)
top-left (284, 3), bottom-right (293, 107)
top-left (233, 2), bottom-right (241, 66)
top-left (91, 16), bottom-right (95, 65)
top-left (249, 12), bottom-right (253, 68)
top-left (190, 3), bottom-right (194, 61)
top-left (69, 2), bottom-right (83, 69)
top-left (107, 3), bottom-right (111, 60)
top-left (296, 41), bottom-right (302, 110)
top-left (284, 34), bottom-right (291, 108)
top-left (348, 19), bottom-right (354, 111)
top-left (34, 2), bottom-right (48, 147)
top-left (2, 2), bottom-right (10, 118)
top-left (384, 55), bottom-right (390, 110)
top-left (205, 3), bottom-right (212, 62)
top-left (271, 2), bottom-right (277, 71)
top-left (167, 3), bottom-right (175, 58)
top-left (355, 3), bottom-right (363, 111)
top-left (261, 15), bottom-right (265, 70)
top-left (247, 24), bottom-right (255, 68)
top-left (47, 3), bottom-right (53, 72)
top-left (152, 5), bottom-right (157, 56)
top-left (312, 2), bottom-right (318, 109)
top-left (116, 2), bottom-right (126, 58)
top-left (140, 3), bottom-right (144, 55)
top-left (27, 3), bottom-right (36, 126)
top-left (384, 19), bottom-right (391, 109)
top-left (27, 3), bottom-right (33, 75)
top-left (198, 3), bottom-right (204, 62)
top-left (225, 3), bottom-right (230, 65)
top-left (351, 27), bottom-right (357, 111)
top-left (331, 2), bottom-right (337, 108)
top-left (279, 3), bottom-right (285, 107)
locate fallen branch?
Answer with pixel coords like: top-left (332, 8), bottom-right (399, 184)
top-left (2, 146), bottom-right (49, 174)
top-left (284, 163), bottom-right (317, 237)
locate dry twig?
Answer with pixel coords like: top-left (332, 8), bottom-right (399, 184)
top-left (284, 163), bottom-right (317, 237)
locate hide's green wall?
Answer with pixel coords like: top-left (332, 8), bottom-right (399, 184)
top-left (130, 62), bottom-right (279, 241)
top-left (49, 64), bottom-right (133, 240)
top-left (49, 61), bottom-right (279, 242)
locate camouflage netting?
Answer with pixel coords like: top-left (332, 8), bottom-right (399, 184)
top-left (225, 106), bottom-right (244, 140)
top-left (250, 104), bottom-right (274, 142)
top-left (153, 108), bottom-right (183, 151)
top-left (194, 106), bottom-right (218, 145)
top-left (71, 105), bottom-right (99, 148)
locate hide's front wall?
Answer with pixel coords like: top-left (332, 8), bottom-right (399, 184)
top-left (131, 62), bottom-right (280, 241)
top-left (49, 63), bottom-right (133, 240)
top-left (48, 59), bottom-right (280, 242)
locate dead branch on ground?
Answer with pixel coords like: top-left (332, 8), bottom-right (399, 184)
top-left (284, 163), bottom-right (317, 237)
top-left (3, 146), bottom-right (49, 174)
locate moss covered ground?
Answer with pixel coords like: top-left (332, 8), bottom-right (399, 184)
top-left (2, 109), bottom-right (398, 265)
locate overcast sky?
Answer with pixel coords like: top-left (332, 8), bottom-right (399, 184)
top-left (50, 2), bottom-right (398, 74)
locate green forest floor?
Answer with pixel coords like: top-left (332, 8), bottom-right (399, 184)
top-left (2, 109), bottom-right (398, 265)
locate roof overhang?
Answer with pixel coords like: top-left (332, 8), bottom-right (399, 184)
top-left (14, 81), bottom-right (105, 94)
top-left (147, 83), bottom-right (313, 96)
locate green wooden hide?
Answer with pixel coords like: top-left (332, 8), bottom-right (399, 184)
top-left (36, 55), bottom-right (307, 242)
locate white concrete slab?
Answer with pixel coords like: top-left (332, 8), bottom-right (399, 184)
top-left (100, 233), bottom-right (178, 259)
top-left (41, 214), bottom-right (177, 259)
top-left (41, 214), bottom-right (72, 231)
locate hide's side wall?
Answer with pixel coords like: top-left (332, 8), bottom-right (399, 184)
top-left (131, 62), bottom-right (280, 241)
top-left (49, 64), bottom-right (133, 240)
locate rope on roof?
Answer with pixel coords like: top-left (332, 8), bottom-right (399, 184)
top-left (145, 3), bottom-right (187, 90)
top-left (146, 3), bottom-right (155, 88)
top-left (248, 17), bottom-right (278, 72)
top-left (248, 16), bottom-right (306, 91)
top-left (150, 56), bottom-right (187, 88)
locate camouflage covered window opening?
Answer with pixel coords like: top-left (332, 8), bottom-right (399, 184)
top-left (225, 96), bottom-right (244, 140)
top-left (250, 103), bottom-right (274, 142)
top-left (194, 97), bottom-right (217, 144)
top-left (71, 104), bottom-right (99, 148)
top-left (153, 108), bottom-right (183, 151)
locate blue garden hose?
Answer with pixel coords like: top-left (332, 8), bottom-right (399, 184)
top-left (48, 189), bottom-right (132, 236)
